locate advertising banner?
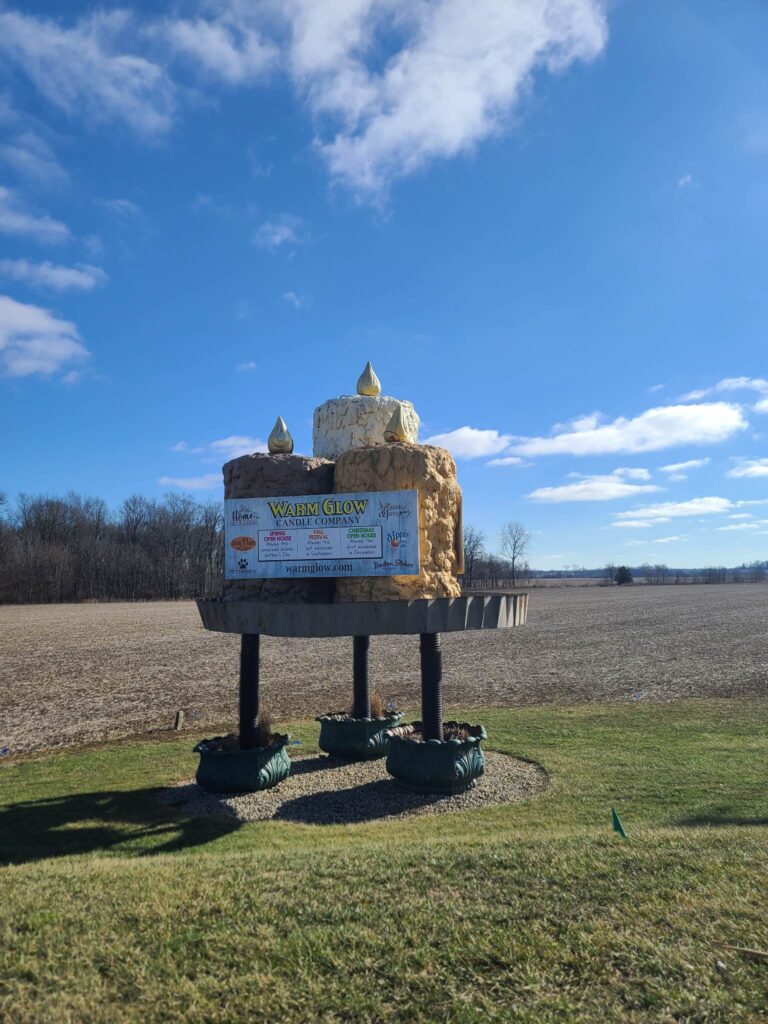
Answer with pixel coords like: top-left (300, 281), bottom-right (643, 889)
top-left (224, 490), bottom-right (419, 579)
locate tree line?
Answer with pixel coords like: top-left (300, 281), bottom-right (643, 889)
top-left (0, 491), bottom-right (224, 604)
top-left (2, 491), bottom-right (763, 604)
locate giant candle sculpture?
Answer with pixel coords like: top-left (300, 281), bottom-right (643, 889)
top-left (195, 363), bottom-right (527, 794)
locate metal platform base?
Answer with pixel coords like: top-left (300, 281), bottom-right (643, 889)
top-left (196, 592), bottom-right (527, 638)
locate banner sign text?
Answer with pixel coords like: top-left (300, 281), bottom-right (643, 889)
top-left (225, 490), bottom-right (419, 579)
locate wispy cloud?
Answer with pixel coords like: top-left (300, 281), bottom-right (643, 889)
top-left (677, 174), bottom-right (693, 187)
top-left (0, 294), bottom-right (89, 378)
top-left (680, 377), bottom-right (768, 402)
top-left (0, 186), bottom-right (70, 244)
top-left (0, 129), bottom-right (67, 185)
top-left (487, 455), bottom-right (527, 468)
top-left (158, 473), bottom-right (221, 490)
top-left (658, 457), bottom-right (709, 481)
top-left (715, 522), bottom-right (763, 532)
top-left (0, 9), bottom-right (174, 137)
top-left (252, 214), bottom-right (304, 250)
top-left (282, 291), bottom-right (304, 309)
top-left (614, 497), bottom-right (734, 523)
top-left (511, 403), bottom-right (746, 457)
top-left (235, 361), bottom-right (257, 372)
top-left (160, 13), bottom-right (276, 85)
top-left (424, 426), bottom-right (512, 459)
top-left (172, 435), bottom-right (267, 460)
top-left (727, 457), bottom-right (768, 479)
top-left (611, 520), bottom-right (658, 528)
top-left (0, 259), bottom-right (107, 291)
top-left (528, 470), bottom-right (660, 503)
top-left (98, 197), bottom-right (144, 218)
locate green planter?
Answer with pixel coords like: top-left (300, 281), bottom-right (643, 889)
top-left (385, 722), bottom-right (487, 794)
top-left (317, 712), bottom-right (404, 760)
top-left (194, 735), bottom-right (291, 793)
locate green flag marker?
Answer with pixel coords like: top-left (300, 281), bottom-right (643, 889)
top-left (611, 807), bottom-right (627, 839)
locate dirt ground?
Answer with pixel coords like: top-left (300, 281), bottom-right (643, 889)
top-left (1, 584), bottom-right (767, 757)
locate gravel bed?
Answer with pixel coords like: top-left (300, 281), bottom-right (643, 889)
top-left (158, 751), bottom-right (547, 825)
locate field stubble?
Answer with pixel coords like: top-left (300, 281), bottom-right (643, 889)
top-left (1, 583), bottom-right (766, 756)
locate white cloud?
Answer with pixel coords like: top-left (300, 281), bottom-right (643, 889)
top-left (680, 377), bottom-right (768, 402)
top-left (0, 9), bottom-right (174, 136)
top-left (0, 187), bottom-right (70, 244)
top-left (551, 411), bottom-right (603, 433)
top-left (282, 291), bottom-right (304, 309)
top-left (0, 259), bottom-right (107, 291)
top-left (611, 520), bottom-right (656, 528)
top-left (424, 426), bottom-right (512, 458)
top-left (161, 14), bottom-right (276, 85)
top-left (677, 174), bottom-right (693, 187)
top-left (487, 455), bottom-right (526, 467)
top-left (614, 466), bottom-right (651, 480)
top-left (729, 513), bottom-right (753, 520)
top-left (98, 198), bottom-right (143, 218)
top-left (511, 403), bottom-right (746, 457)
top-left (614, 497), bottom-right (734, 523)
top-left (173, 435), bottom-right (267, 460)
top-left (716, 522), bottom-right (761, 532)
top-left (527, 472), bottom-right (660, 503)
top-left (727, 458), bottom-right (768, 479)
top-left (235, 361), bottom-right (257, 372)
top-left (654, 535), bottom-right (682, 543)
top-left (658, 456), bottom-right (709, 481)
top-left (0, 2), bottom-right (608, 198)
top-left (647, 383), bottom-right (665, 393)
top-left (298, 0), bottom-right (607, 197)
top-left (755, 398), bottom-right (768, 414)
top-left (0, 129), bottom-right (67, 185)
top-left (0, 294), bottom-right (89, 377)
top-left (253, 214), bottom-right (304, 250)
top-left (158, 473), bottom-right (222, 490)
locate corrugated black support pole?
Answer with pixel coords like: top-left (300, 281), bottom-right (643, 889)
top-left (420, 632), bottom-right (444, 741)
top-left (239, 633), bottom-right (260, 750)
top-left (352, 635), bottom-right (371, 719)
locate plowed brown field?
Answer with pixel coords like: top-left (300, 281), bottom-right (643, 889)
top-left (2, 584), bottom-right (766, 756)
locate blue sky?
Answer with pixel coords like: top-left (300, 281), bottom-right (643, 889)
top-left (1, 0), bottom-right (768, 568)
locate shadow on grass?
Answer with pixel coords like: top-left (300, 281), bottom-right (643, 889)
top-left (0, 788), bottom-right (241, 866)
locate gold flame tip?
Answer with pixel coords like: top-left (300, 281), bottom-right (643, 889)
top-left (384, 402), bottom-right (411, 443)
top-left (356, 360), bottom-right (381, 397)
top-left (268, 415), bottom-right (294, 454)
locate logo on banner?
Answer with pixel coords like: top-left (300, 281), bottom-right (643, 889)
top-left (230, 536), bottom-right (256, 551)
top-left (378, 500), bottom-right (412, 520)
top-left (231, 505), bottom-right (258, 525)
top-left (388, 531), bottom-right (407, 550)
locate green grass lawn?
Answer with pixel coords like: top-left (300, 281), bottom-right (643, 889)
top-left (1, 700), bottom-right (767, 1023)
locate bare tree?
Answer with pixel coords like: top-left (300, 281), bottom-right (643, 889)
top-left (499, 520), bottom-right (531, 588)
top-left (604, 562), bottom-right (616, 585)
top-left (461, 525), bottom-right (485, 589)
